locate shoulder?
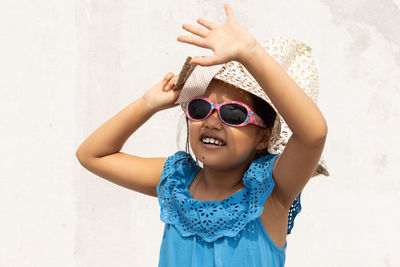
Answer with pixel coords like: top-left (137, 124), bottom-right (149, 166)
top-left (161, 150), bottom-right (196, 175)
top-left (247, 152), bottom-right (286, 214)
top-left (240, 152), bottom-right (282, 212)
top-left (250, 153), bottom-right (281, 182)
top-left (254, 152), bottom-right (280, 167)
top-left (261, 153), bottom-right (285, 207)
top-left (166, 150), bottom-right (191, 161)
top-left (157, 150), bottom-right (198, 193)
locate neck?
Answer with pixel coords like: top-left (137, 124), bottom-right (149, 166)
top-left (200, 161), bottom-right (250, 194)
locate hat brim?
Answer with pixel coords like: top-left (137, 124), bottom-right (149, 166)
top-left (172, 37), bottom-right (329, 178)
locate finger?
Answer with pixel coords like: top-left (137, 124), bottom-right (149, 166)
top-left (190, 55), bottom-right (222, 66)
top-left (162, 72), bottom-right (174, 86)
top-left (163, 72), bottom-right (174, 81)
top-left (182, 23), bottom-right (208, 38)
top-left (196, 18), bottom-right (219, 30)
top-left (166, 75), bottom-right (178, 90)
top-left (177, 35), bottom-right (208, 49)
top-left (224, 4), bottom-right (235, 21)
top-left (170, 75), bottom-right (178, 85)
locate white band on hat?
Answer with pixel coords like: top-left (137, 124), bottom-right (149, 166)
top-left (175, 63), bottom-right (225, 105)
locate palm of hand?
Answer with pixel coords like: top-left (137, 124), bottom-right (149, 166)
top-left (178, 4), bottom-right (258, 66)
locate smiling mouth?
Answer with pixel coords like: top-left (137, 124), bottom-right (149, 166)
top-left (201, 142), bottom-right (226, 150)
top-left (200, 136), bottom-right (226, 147)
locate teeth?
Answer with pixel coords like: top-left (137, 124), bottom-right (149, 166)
top-left (202, 137), bottom-right (225, 146)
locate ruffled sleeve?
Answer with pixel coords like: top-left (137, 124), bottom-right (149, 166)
top-left (156, 151), bottom-right (197, 198)
top-left (156, 151), bottom-right (302, 242)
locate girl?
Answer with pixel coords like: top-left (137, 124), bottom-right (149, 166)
top-left (76, 4), bottom-right (328, 266)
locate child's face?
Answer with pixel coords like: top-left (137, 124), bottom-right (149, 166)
top-left (189, 79), bottom-right (268, 170)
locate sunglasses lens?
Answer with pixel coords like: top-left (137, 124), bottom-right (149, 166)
top-left (220, 104), bottom-right (248, 125)
top-left (188, 99), bottom-right (211, 119)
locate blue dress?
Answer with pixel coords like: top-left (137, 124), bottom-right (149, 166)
top-left (156, 151), bottom-right (302, 267)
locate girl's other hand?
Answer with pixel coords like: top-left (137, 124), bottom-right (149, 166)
top-left (142, 72), bottom-right (181, 112)
top-left (177, 3), bottom-right (259, 66)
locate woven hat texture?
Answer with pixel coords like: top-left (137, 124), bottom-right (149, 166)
top-left (174, 36), bottom-right (329, 177)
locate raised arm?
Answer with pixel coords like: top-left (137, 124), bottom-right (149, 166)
top-left (176, 3), bottom-right (327, 207)
top-left (240, 44), bottom-right (327, 207)
top-left (76, 72), bottom-right (181, 197)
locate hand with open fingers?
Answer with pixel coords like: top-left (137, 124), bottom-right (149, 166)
top-left (177, 3), bottom-right (259, 66)
top-left (142, 72), bottom-right (181, 112)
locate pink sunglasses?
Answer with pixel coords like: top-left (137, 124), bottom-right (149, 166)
top-left (185, 96), bottom-right (266, 128)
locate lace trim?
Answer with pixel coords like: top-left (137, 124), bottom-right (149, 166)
top-left (156, 151), bottom-right (301, 242)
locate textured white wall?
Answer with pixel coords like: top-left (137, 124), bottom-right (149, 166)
top-left (1, 0), bottom-right (399, 266)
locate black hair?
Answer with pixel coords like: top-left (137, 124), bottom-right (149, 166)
top-left (177, 91), bottom-right (277, 168)
top-left (248, 93), bottom-right (277, 158)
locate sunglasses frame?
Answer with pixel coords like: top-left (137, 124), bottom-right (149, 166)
top-left (185, 96), bottom-right (266, 128)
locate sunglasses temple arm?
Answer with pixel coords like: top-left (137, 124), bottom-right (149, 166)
top-left (253, 114), bottom-right (267, 128)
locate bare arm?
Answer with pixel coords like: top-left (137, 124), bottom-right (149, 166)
top-left (76, 73), bottom-right (181, 196)
top-left (241, 44), bottom-right (327, 143)
top-left (76, 97), bottom-right (157, 159)
top-left (241, 43), bottom-right (327, 207)
top-left (176, 3), bottom-right (327, 207)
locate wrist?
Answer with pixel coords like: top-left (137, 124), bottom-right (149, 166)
top-left (238, 42), bottom-right (265, 66)
top-left (139, 96), bottom-right (162, 114)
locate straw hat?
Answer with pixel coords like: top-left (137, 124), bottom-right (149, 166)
top-left (173, 36), bottom-right (329, 177)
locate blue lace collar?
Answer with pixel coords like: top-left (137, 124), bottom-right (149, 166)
top-left (156, 151), bottom-right (301, 243)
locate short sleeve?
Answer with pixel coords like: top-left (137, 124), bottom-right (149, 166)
top-left (156, 150), bottom-right (198, 203)
top-left (157, 151), bottom-right (195, 190)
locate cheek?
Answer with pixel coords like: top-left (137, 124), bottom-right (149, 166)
top-left (188, 122), bottom-right (201, 146)
top-left (229, 127), bottom-right (259, 147)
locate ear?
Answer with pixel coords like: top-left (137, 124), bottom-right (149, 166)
top-left (256, 128), bottom-right (272, 151)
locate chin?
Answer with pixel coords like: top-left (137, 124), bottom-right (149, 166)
top-left (192, 147), bottom-right (226, 167)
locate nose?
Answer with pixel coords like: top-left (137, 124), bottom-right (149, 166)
top-left (204, 109), bottom-right (223, 129)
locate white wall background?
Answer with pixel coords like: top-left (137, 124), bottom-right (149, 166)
top-left (1, 0), bottom-right (399, 266)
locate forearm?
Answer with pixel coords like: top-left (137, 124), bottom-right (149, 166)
top-left (76, 96), bottom-right (157, 159)
top-left (240, 43), bottom-right (327, 144)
